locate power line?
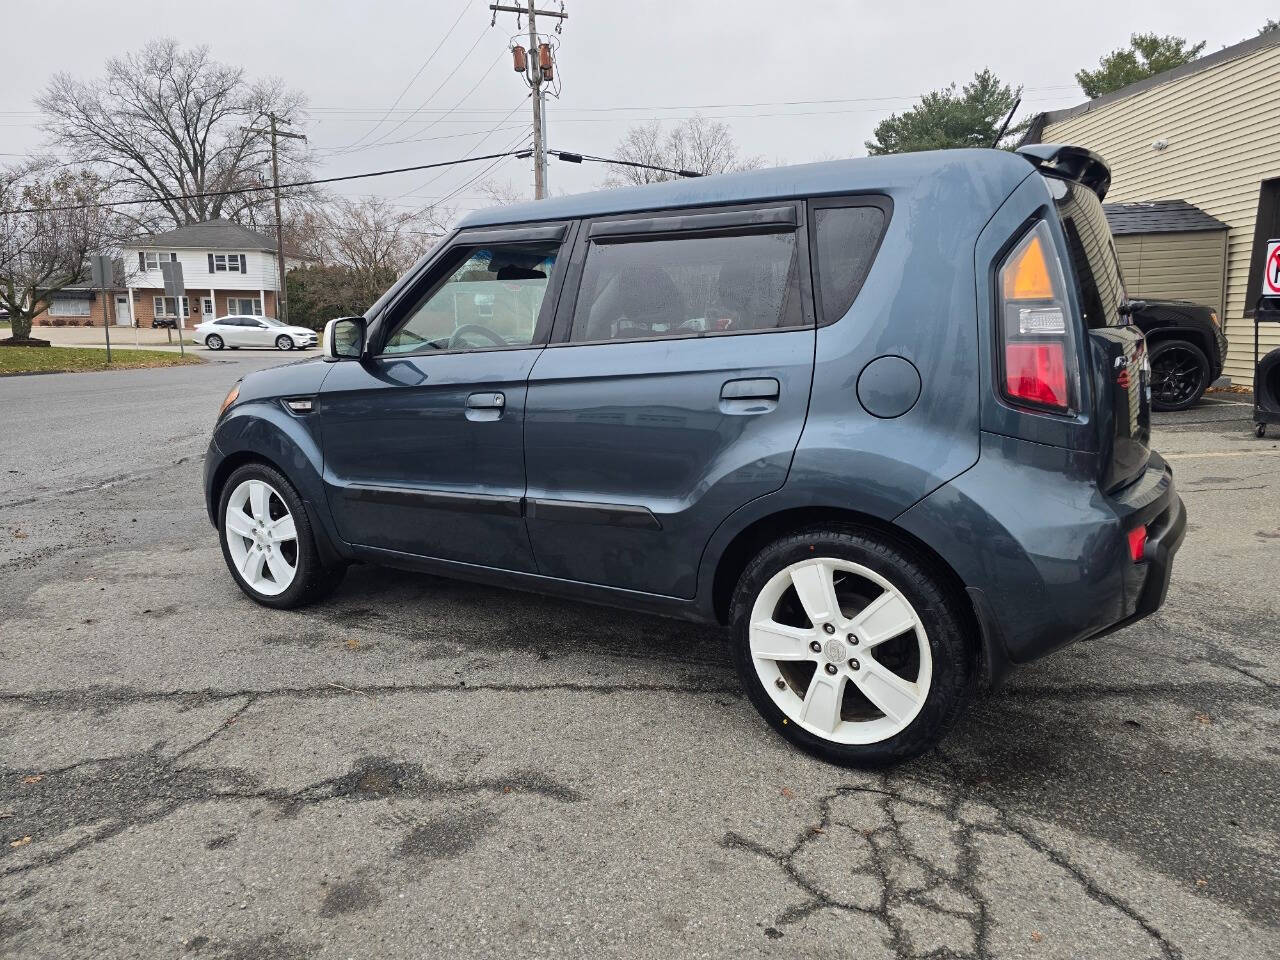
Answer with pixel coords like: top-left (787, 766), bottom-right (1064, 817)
top-left (435, 131), bottom-right (534, 209)
top-left (347, 24), bottom-right (494, 154)
top-left (331, 0), bottom-right (475, 153)
top-left (393, 97), bottom-right (532, 201)
top-left (0, 151), bottom-right (534, 216)
top-left (324, 47), bottom-right (510, 158)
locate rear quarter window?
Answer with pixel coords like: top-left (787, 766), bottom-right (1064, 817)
top-left (808, 199), bottom-right (889, 325)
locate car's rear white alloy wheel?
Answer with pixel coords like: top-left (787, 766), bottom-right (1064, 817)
top-left (749, 558), bottom-right (932, 745)
top-left (223, 479), bottom-right (299, 596)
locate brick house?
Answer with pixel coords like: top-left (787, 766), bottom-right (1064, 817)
top-left (35, 218), bottom-right (301, 330)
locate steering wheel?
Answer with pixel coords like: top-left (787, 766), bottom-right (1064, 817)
top-left (448, 323), bottom-right (508, 349)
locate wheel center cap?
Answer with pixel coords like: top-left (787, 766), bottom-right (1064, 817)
top-left (823, 638), bottom-right (848, 664)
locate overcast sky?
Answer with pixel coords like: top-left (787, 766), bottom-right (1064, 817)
top-left (1, 0), bottom-right (1273, 218)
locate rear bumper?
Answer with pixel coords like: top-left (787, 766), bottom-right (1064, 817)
top-left (896, 433), bottom-right (1185, 685)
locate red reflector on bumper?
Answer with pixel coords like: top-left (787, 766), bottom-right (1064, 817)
top-left (1128, 525), bottom-right (1148, 563)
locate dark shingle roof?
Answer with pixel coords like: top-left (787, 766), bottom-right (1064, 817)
top-left (1103, 200), bottom-right (1228, 236)
top-left (131, 218), bottom-right (275, 252)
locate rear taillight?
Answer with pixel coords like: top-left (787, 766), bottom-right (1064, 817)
top-left (998, 221), bottom-right (1078, 414)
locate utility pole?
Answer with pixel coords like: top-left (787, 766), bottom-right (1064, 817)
top-left (245, 114), bottom-right (306, 321)
top-left (490, 2), bottom-right (566, 199)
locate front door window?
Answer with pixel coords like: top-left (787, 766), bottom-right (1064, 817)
top-left (382, 242), bottom-right (561, 355)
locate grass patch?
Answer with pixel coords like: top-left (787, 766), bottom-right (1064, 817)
top-left (0, 345), bottom-right (204, 376)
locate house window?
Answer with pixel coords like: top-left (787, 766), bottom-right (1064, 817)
top-left (140, 252), bottom-right (177, 271)
top-left (48, 298), bottom-right (91, 317)
top-left (229, 298), bottom-right (262, 315)
top-left (153, 296), bottom-right (191, 317)
top-left (212, 253), bottom-right (246, 273)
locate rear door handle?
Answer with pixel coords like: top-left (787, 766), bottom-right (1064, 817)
top-left (465, 391), bottom-right (505, 422)
top-left (719, 378), bottom-right (780, 415)
top-left (720, 378), bottom-right (780, 400)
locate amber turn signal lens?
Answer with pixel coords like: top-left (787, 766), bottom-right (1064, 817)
top-left (1002, 232), bottom-right (1055, 301)
top-left (219, 384), bottom-right (240, 418)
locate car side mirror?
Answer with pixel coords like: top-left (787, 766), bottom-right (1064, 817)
top-left (323, 316), bottom-right (366, 360)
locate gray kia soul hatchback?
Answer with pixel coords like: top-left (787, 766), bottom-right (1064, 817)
top-left (205, 144), bottom-right (1185, 765)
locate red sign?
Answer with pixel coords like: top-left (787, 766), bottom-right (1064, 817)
top-left (1266, 240), bottom-right (1280, 297)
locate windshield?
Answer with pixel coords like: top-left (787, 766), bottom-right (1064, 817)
top-left (1051, 178), bottom-right (1126, 329)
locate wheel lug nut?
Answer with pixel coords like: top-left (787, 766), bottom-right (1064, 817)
top-left (847, 633), bottom-right (858, 645)
top-left (848, 658), bottom-right (860, 671)
top-left (824, 663), bottom-right (838, 675)
top-left (809, 641), bottom-right (822, 653)
top-left (823, 623), bottom-right (835, 635)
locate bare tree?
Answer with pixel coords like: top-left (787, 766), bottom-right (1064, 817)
top-left (0, 161), bottom-right (117, 343)
top-left (36, 39), bottom-right (309, 235)
top-left (603, 115), bottom-right (762, 187)
top-left (477, 179), bottom-right (531, 207)
top-left (285, 197), bottom-right (449, 329)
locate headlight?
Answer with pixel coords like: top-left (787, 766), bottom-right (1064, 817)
top-left (218, 384), bottom-right (240, 418)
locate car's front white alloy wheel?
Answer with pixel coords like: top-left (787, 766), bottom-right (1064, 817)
top-left (224, 479), bottom-right (299, 596)
top-left (749, 558), bottom-right (931, 745)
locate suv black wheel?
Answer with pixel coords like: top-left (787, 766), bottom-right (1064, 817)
top-left (1149, 338), bottom-right (1210, 412)
top-left (217, 463), bottom-right (345, 609)
top-left (729, 525), bottom-right (975, 767)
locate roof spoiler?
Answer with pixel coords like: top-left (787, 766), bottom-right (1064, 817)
top-left (1016, 144), bottom-right (1111, 201)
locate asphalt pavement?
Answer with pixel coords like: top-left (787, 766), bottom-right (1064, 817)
top-left (0, 365), bottom-right (1276, 960)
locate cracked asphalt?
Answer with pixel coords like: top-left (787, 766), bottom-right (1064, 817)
top-left (1, 360), bottom-right (1277, 959)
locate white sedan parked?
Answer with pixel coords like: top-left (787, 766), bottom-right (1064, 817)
top-left (194, 315), bottom-right (319, 351)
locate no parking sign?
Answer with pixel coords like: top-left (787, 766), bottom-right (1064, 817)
top-left (1266, 239), bottom-right (1280, 297)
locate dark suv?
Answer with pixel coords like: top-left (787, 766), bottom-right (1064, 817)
top-left (204, 145), bottom-right (1185, 765)
top-left (1129, 298), bottom-right (1227, 410)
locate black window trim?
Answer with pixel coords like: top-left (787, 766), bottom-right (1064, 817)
top-left (587, 205), bottom-right (797, 242)
top-left (370, 221), bottom-right (578, 359)
top-left (548, 199), bottom-right (815, 348)
top-left (806, 194), bottom-right (893, 328)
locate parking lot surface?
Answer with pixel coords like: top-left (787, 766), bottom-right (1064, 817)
top-left (1, 367), bottom-right (1276, 960)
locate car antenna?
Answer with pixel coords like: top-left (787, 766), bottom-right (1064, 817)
top-left (991, 96), bottom-right (1022, 149)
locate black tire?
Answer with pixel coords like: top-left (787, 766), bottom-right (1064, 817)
top-left (217, 462), bottom-right (346, 609)
top-left (276, 335), bottom-right (293, 351)
top-left (729, 525), bottom-right (976, 767)
top-left (206, 334), bottom-right (224, 350)
top-left (1149, 338), bottom-right (1210, 412)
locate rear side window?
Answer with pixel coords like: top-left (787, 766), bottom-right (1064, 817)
top-left (809, 201), bottom-right (888, 325)
top-left (1053, 180), bottom-right (1125, 329)
top-left (570, 231), bottom-right (804, 343)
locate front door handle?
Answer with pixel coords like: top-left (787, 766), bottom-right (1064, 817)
top-left (465, 391), bottom-right (506, 422)
top-left (719, 378), bottom-right (780, 415)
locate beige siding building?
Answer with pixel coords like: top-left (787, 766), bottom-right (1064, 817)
top-left (1024, 30), bottom-right (1280, 381)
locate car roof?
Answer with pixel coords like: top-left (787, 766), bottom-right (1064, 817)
top-left (456, 148), bottom-right (1036, 229)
